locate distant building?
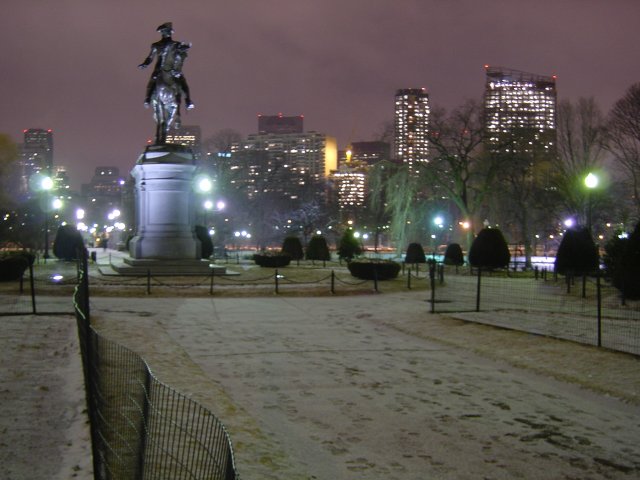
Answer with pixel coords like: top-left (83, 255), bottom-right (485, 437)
top-left (20, 128), bottom-right (54, 194)
top-left (166, 125), bottom-right (202, 162)
top-left (258, 114), bottom-right (304, 134)
top-left (82, 167), bottom-right (124, 199)
top-left (329, 167), bottom-right (367, 216)
top-left (349, 141), bottom-right (391, 166)
top-left (483, 65), bottom-right (557, 156)
top-left (231, 131), bottom-right (337, 205)
top-left (53, 167), bottom-right (71, 193)
top-left (394, 88), bottom-right (430, 173)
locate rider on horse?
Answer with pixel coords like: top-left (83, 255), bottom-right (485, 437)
top-left (138, 22), bottom-right (194, 110)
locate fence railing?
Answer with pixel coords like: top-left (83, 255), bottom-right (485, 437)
top-left (73, 254), bottom-right (239, 479)
top-left (429, 265), bottom-right (640, 356)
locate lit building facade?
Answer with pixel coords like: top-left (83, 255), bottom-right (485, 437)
top-left (166, 125), bottom-right (202, 162)
top-left (21, 128), bottom-right (53, 183)
top-left (484, 65), bottom-right (557, 155)
top-left (330, 169), bottom-right (367, 212)
top-left (232, 131), bottom-right (337, 204)
top-left (82, 167), bottom-right (124, 198)
top-left (394, 88), bottom-right (430, 173)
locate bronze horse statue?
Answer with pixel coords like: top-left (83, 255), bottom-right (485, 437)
top-left (151, 69), bottom-right (181, 144)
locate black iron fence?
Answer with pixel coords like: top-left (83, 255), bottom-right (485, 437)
top-left (73, 255), bottom-right (239, 479)
top-left (429, 265), bottom-right (640, 356)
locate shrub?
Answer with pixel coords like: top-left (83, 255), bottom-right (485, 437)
top-left (348, 259), bottom-right (401, 280)
top-left (254, 252), bottom-right (291, 268)
top-left (195, 225), bottom-right (214, 259)
top-left (53, 224), bottom-right (85, 261)
top-left (611, 223), bottom-right (640, 300)
top-left (554, 227), bottom-right (599, 276)
top-left (306, 235), bottom-right (331, 264)
top-left (405, 243), bottom-right (426, 264)
top-left (603, 232), bottom-right (628, 279)
top-left (0, 251), bottom-right (34, 281)
top-left (281, 236), bottom-right (304, 261)
top-left (338, 228), bottom-right (362, 261)
top-left (443, 243), bottom-right (464, 266)
top-left (468, 227), bottom-right (510, 269)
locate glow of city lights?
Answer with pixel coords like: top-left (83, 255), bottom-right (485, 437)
top-left (76, 208), bottom-right (85, 220)
top-left (564, 218), bottom-right (575, 228)
top-left (363, 233), bottom-right (369, 240)
top-left (354, 231), bottom-right (361, 238)
top-left (204, 200), bottom-right (214, 210)
top-left (51, 274), bottom-right (64, 282)
top-left (434, 216), bottom-right (444, 227)
top-left (316, 230), bottom-right (322, 235)
top-left (52, 198), bottom-right (63, 209)
top-left (216, 200), bottom-right (226, 211)
top-left (41, 176), bottom-right (54, 191)
top-left (77, 222), bottom-right (88, 231)
top-left (585, 172), bottom-right (599, 189)
top-left (459, 221), bottom-right (470, 229)
top-left (209, 228), bottom-right (215, 236)
top-left (195, 176), bottom-right (213, 193)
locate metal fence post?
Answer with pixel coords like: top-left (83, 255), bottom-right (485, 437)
top-left (429, 262), bottom-right (435, 314)
top-left (407, 270), bottom-right (411, 290)
top-left (373, 268), bottom-right (379, 292)
top-left (476, 267), bottom-right (482, 312)
top-left (331, 270), bottom-right (335, 294)
top-left (29, 262), bottom-right (36, 314)
top-left (597, 271), bottom-right (602, 347)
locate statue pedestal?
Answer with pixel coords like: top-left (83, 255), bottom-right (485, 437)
top-left (128, 145), bottom-right (201, 260)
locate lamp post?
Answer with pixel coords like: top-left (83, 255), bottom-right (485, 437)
top-left (584, 172), bottom-right (599, 233)
top-left (41, 176), bottom-right (54, 261)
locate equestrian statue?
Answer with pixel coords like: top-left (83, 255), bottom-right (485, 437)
top-left (138, 22), bottom-right (194, 144)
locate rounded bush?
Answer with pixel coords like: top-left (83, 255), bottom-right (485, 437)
top-left (443, 243), bottom-right (464, 266)
top-left (468, 227), bottom-right (510, 269)
top-left (338, 228), bottom-right (362, 261)
top-left (53, 224), bottom-right (85, 261)
top-left (195, 225), bottom-right (213, 259)
top-left (405, 243), bottom-right (426, 264)
top-left (611, 223), bottom-right (640, 300)
top-left (254, 253), bottom-right (291, 268)
top-left (281, 236), bottom-right (304, 261)
top-left (554, 227), bottom-right (599, 276)
top-left (0, 252), bottom-right (33, 281)
top-left (348, 259), bottom-right (401, 280)
top-left (306, 235), bottom-right (331, 262)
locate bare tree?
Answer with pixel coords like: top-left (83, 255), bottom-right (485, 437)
top-left (555, 97), bottom-right (608, 218)
top-left (608, 83), bottom-right (640, 215)
top-left (426, 100), bottom-right (498, 248)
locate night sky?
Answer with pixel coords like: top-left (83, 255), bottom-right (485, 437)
top-left (2, 0), bottom-right (639, 189)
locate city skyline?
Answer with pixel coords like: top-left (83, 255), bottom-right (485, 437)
top-left (2, 0), bottom-right (640, 189)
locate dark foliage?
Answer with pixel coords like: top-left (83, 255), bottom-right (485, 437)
top-left (444, 243), bottom-right (465, 266)
top-left (405, 243), bottom-right (426, 264)
top-left (306, 235), bottom-right (331, 263)
top-left (53, 224), bottom-right (85, 260)
top-left (468, 227), bottom-right (510, 269)
top-left (603, 233), bottom-right (628, 279)
top-left (610, 223), bottom-right (640, 300)
top-left (281, 236), bottom-right (304, 261)
top-left (554, 227), bottom-right (599, 276)
top-left (348, 259), bottom-right (401, 280)
top-left (254, 252), bottom-right (292, 268)
top-left (0, 251), bottom-right (34, 281)
top-left (195, 225), bottom-right (214, 259)
top-left (338, 228), bottom-right (362, 261)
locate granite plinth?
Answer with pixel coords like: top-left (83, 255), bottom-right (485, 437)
top-left (111, 257), bottom-right (226, 276)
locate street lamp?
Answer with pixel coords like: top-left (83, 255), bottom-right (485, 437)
top-left (584, 172), bottom-right (599, 233)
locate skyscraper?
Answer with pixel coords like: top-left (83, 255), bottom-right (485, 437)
top-left (166, 125), bottom-right (202, 162)
top-left (394, 88), bottom-right (430, 173)
top-left (483, 65), bottom-right (557, 155)
top-left (22, 128), bottom-right (53, 177)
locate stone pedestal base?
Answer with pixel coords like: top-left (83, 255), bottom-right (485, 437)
top-left (128, 145), bottom-right (201, 260)
top-left (111, 258), bottom-right (226, 276)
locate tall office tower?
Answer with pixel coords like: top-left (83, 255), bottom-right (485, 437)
top-left (166, 125), bottom-right (202, 162)
top-left (394, 88), bottom-right (430, 173)
top-left (82, 167), bottom-right (124, 198)
top-left (258, 114), bottom-right (304, 134)
top-left (231, 131), bottom-right (337, 204)
top-left (329, 167), bottom-right (367, 217)
top-left (53, 167), bottom-right (71, 193)
top-left (22, 128), bottom-right (53, 178)
top-left (484, 65), bottom-right (557, 156)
